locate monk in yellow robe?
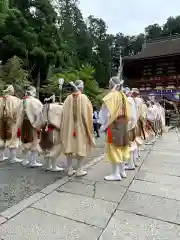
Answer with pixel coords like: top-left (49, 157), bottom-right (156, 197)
top-left (0, 85), bottom-right (22, 163)
top-left (60, 80), bottom-right (95, 177)
top-left (99, 77), bottom-right (131, 181)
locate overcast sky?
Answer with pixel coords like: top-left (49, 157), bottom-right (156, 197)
top-left (79, 0), bottom-right (180, 35)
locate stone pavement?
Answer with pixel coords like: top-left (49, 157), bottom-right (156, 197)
top-left (0, 135), bottom-right (105, 212)
top-left (1, 130), bottom-right (180, 239)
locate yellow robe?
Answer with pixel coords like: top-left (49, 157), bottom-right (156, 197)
top-left (103, 91), bottom-right (131, 164)
top-left (0, 94), bottom-right (21, 149)
top-left (60, 92), bottom-right (95, 157)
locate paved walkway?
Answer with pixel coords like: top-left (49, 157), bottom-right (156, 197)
top-left (0, 130), bottom-right (180, 239)
top-left (0, 136), bottom-right (105, 212)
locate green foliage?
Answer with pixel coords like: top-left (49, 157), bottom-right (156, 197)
top-left (0, 0), bottom-right (180, 101)
top-left (0, 56), bottom-right (30, 95)
top-left (41, 64), bottom-right (102, 105)
top-left (0, 0), bottom-right (9, 13)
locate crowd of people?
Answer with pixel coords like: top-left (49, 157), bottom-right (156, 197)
top-left (0, 77), bottom-right (166, 181)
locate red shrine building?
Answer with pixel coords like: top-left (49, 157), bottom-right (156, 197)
top-left (123, 36), bottom-right (180, 102)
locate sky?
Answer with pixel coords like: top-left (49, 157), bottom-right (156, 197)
top-left (79, 0), bottom-right (180, 35)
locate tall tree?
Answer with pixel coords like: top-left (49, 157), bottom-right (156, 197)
top-left (162, 16), bottom-right (180, 36)
top-left (0, 8), bottom-right (37, 64)
top-left (0, 0), bottom-right (9, 13)
top-left (1, 0), bottom-right (180, 98)
top-left (145, 24), bottom-right (162, 40)
top-left (87, 15), bottom-right (112, 87)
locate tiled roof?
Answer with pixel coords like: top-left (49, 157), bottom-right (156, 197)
top-left (124, 36), bottom-right (180, 60)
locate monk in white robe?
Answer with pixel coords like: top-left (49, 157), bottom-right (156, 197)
top-left (131, 89), bottom-right (144, 145)
top-left (123, 87), bottom-right (138, 170)
top-left (99, 77), bottom-right (131, 181)
top-left (60, 80), bottom-right (95, 177)
top-left (131, 88), bottom-right (147, 157)
top-left (159, 104), bottom-right (166, 132)
top-left (146, 101), bottom-right (157, 145)
top-left (19, 86), bottom-right (44, 167)
top-left (40, 102), bottom-right (64, 172)
top-left (0, 85), bottom-right (22, 163)
top-left (155, 103), bottom-right (163, 137)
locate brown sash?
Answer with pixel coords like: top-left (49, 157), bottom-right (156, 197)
top-left (0, 97), bottom-right (13, 141)
top-left (148, 120), bottom-right (156, 135)
top-left (21, 99), bottom-right (34, 144)
top-left (139, 118), bottom-right (146, 140)
top-left (129, 128), bottom-right (136, 142)
top-left (39, 103), bottom-right (54, 151)
top-left (110, 117), bottom-right (129, 147)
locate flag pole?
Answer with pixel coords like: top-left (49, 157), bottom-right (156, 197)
top-left (117, 49), bottom-right (124, 88)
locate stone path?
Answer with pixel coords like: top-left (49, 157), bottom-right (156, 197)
top-left (0, 136), bottom-right (105, 212)
top-left (0, 130), bottom-right (180, 239)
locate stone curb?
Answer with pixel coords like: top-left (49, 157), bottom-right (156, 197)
top-left (0, 154), bottom-right (105, 223)
top-left (0, 193), bottom-right (45, 220)
top-left (0, 216), bottom-right (6, 225)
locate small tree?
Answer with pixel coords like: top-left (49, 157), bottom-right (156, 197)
top-left (0, 56), bottom-right (30, 96)
top-left (41, 64), bottom-right (102, 105)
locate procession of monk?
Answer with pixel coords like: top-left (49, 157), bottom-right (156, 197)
top-left (0, 78), bottom-right (166, 181)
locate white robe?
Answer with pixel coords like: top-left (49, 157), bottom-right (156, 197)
top-left (147, 106), bottom-right (157, 121)
top-left (127, 97), bottom-right (138, 130)
top-left (99, 104), bottom-right (110, 129)
top-left (160, 106), bottom-right (165, 127)
top-left (42, 103), bottom-right (63, 159)
top-left (134, 97), bottom-right (142, 119)
top-left (19, 96), bottom-right (44, 151)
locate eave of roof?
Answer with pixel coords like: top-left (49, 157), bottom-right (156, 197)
top-left (123, 36), bottom-right (180, 61)
top-left (123, 53), bottom-right (180, 62)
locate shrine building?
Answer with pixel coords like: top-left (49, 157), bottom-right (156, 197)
top-left (123, 35), bottom-right (180, 102)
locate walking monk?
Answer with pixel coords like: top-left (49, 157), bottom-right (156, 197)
top-left (99, 77), bottom-right (131, 181)
top-left (123, 87), bottom-right (138, 170)
top-left (0, 85), bottom-right (22, 163)
top-left (40, 102), bottom-right (64, 172)
top-left (60, 80), bottom-right (95, 177)
top-left (20, 86), bottom-right (44, 167)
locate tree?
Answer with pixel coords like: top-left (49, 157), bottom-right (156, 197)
top-left (129, 34), bottom-right (145, 54)
top-left (145, 24), bottom-right (162, 40)
top-left (41, 64), bottom-right (102, 105)
top-left (0, 0), bottom-right (9, 13)
top-left (87, 15), bottom-right (113, 87)
top-left (1, 0), bottom-right (180, 100)
top-left (162, 16), bottom-right (180, 36)
top-left (0, 7), bottom-right (37, 64)
top-left (0, 56), bottom-right (30, 95)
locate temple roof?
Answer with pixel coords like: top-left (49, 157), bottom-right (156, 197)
top-left (124, 36), bottom-right (180, 61)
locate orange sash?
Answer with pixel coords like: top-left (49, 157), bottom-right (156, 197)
top-left (72, 91), bottom-right (81, 138)
top-left (107, 128), bottom-right (112, 143)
